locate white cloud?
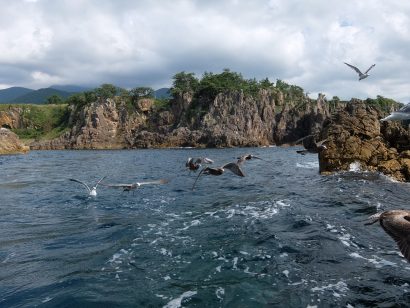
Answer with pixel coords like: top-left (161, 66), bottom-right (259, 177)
top-left (0, 0), bottom-right (409, 102)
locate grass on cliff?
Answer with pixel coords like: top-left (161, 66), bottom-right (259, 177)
top-left (0, 104), bottom-right (70, 140)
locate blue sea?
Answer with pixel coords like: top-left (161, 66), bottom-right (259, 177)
top-left (1, 147), bottom-right (410, 307)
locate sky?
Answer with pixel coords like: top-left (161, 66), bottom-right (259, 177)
top-left (0, 0), bottom-right (409, 102)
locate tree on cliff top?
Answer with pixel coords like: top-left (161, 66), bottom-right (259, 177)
top-left (170, 72), bottom-right (199, 97)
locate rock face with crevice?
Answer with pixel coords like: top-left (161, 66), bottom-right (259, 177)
top-left (0, 128), bottom-right (29, 154)
top-left (318, 101), bottom-right (410, 181)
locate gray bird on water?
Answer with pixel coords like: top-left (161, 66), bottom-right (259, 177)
top-left (365, 210), bottom-right (410, 262)
top-left (69, 176), bottom-right (107, 196)
top-left (344, 62), bottom-right (375, 80)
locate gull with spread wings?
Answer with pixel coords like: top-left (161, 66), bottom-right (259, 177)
top-left (344, 62), bottom-right (376, 80)
top-left (101, 179), bottom-right (168, 192)
top-left (69, 176), bottom-right (107, 196)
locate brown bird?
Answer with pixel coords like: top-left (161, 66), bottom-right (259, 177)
top-left (365, 210), bottom-right (410, 262)
top-left (101, 179), bottom-right (168, 192)
top-left (186, 157), bottom-right (214, 171)
top-left (192, 162), bottom-right (245, 190)
top-left (236, 154), bottom-right (266, 164)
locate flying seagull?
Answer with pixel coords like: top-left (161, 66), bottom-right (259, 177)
top-left (344, 62), bottom-right (376, 80)
top-left (69, 176), bottom-right (107, 196)
top-left (293, 135), bottom-right (327, 155)
top-left (365, 210), bottom-right (410, 262)
top-left (236, 154), bottom-right (266, 164)
top-left (101, 179), bottom-right (168, 192)
top-left (192, 162), bottom-right (245, 190)
top-left (380, 103), bottom-right (410, 121)
top-left (186, 157), bottom-right (214, 171)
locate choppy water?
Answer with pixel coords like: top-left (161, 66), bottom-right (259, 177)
top-left (1, 147), bottom-right (410, 307)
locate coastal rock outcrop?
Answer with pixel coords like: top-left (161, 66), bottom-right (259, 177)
top-left (0, 128), bottom-right (29, 154)
top-left (318, 100), bottom-right (410, 181)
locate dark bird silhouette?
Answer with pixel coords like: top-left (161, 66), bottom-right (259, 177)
top-left (365, 210), bottom-right (410, 262)
top-left (344, 62), bottom-right (376, 81)
top-left (69, 176), bottom-right (107, 196)
top-left (192, 162), bottom-right (245, 190)
top-left (101, 179), bottom-right (168, 192)
top-left (186, 157), bottom-right (214, 171)
top-left (236, 154), bottom-right (266, 164)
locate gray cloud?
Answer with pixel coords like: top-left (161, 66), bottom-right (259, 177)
top-left (0, 0), bottom-right (409, 102)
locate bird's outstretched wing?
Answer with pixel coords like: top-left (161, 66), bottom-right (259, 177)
top-left (364, 64), bottom-right (376, 74)
top-left (136, 179), bottom-right (169, 186)
top-left (196, 157), bottom-right (214, 164)
top-left (398, 103), bottom-right (410, 113)
top-left (223, 162), bottom-right (245, 177)
top-left (95, 175), bottom-right (107, 188)
top-left (100, 183), bottom-right (134, 189)
top-left (344, 62), bottom-right (363, 75)
top-left (69, 178), bottom-right (91, 193)
top-left (192, 168), bottom-right (207, 190)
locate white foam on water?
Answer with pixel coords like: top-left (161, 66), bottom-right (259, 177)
top-left (349, 252), bottom-right (397, 268)
top-left (311, 280), bottom-right (349, 299)
top-left (348, 161), bottom-right (362, 172)
top-left (215, 265), bottom-right (222, 272)
top-left (232, 257), bottom-right (238, 269)
top-left (163, 290), bottom-right (197, 308)
top-left (41, 297), bottom-right (52, 303)
top-left (296, 161), bottom-right (319, 169)
top-left (159, 248), bottom-right (173, 257)
top-left (326, 224), bottom-right (359, 248)
top-left (216, 287), bottom-right (225, 300)
top-left (180, 219), bottom-right (201, 231)
top-left (282, 270), bottom-right (290, 278)
top-left (163, 275), bottom-right (171, 280)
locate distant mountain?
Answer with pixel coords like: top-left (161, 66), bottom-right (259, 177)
top-left (0, 87), bottom-right (34, 103)
top-left (11, 88), bottom-right (73, 104)
top-left (154, 88), bottom-right (171, 99)
top-left (50, 85), bottom-right (91, 93)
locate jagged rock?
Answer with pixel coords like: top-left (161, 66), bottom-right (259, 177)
top-left (137, 98), bottom-right (154, 112)
top-left (319, 100), bottom-right (410, 181)
top-left (0, 107), bottom-right (24, 129)
top-left (0, 128), bottom-right (29, 154)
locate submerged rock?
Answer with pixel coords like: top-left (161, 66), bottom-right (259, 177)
top-left (319, 100), bottom-right (410, 182)
top-left (0, 128), bottom-right (29, 154)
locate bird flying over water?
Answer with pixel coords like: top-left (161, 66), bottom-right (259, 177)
top-left (380, 103), bottom-right (410, 122)
top-left (237, 154), bottom-right (266, 164)
top-left (365, 210), bottom-right (410, 262)
top-left (192, 162), bottom-right (245, 190)
top-left (69, 176), bottom-right (107, 196)
top-left (344, 62), bottom-right (375, 81)
top-left (186, 157), bottom-right (214, 171)
top-left (101, 179), bottom-right (168, 192)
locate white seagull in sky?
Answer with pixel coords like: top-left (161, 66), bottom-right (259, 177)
top-left (344, 62), bottom-right (376, 81)
top-left (381, 103), bottom-right (410, 122)
top-left (69, 176), bottom-right (107, 196)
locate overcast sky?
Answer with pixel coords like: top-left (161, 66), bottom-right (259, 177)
top-left (1, 0), bottom-right (409, 102)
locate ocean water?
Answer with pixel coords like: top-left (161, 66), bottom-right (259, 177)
top-left (1, 147), bottom-right (410, 307)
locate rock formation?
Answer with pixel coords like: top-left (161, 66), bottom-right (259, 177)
top-left (318, 100), bottom-right (410, 181)
top-left (0, 128), bottom-right (29, 154)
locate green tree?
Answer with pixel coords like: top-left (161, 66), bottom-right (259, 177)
top-left (45, 94), bottom-right (64, 105)
top-left (95, 83), bottom-right (118, 99)
top-left (130, 87), bottom-right (154, 100)
top-left (170, 72), bottom-right (199, 96)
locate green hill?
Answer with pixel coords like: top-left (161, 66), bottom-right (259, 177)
top-left (11, 88), bottom-right (73, 104)
top-left (0, 87), bottom-right (34, 103)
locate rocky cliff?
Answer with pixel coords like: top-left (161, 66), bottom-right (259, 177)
top-left (25, 89), bottom-right (337, 150)
top-left (318, 101), bottom-right (410, 181)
